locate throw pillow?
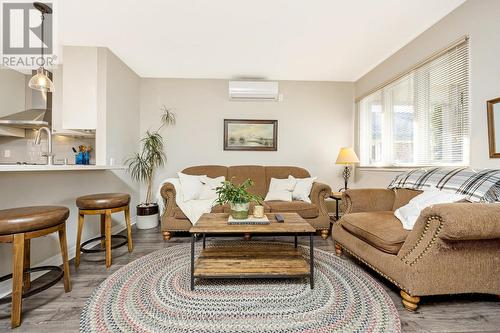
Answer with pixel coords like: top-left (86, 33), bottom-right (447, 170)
top-left (264, 176), bottom-right (296, 202)
top-left (394, 187), bottom-right (466, 230)
top-left (264, 190), bottom-right (293, 202)
top-left (268, 176), bottom-right (297, 192)
top-left (199, 176), bottom-right (225, 200)
top-left (177, 172), bottom-right (206, 201)
top-left (290, 176), bottom-right (317, 203)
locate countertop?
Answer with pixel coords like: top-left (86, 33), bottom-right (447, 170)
top-left (0, 165), bottom-right (126, 172)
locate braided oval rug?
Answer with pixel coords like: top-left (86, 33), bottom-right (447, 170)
top-left (80, 241), bottom-right (401, 333)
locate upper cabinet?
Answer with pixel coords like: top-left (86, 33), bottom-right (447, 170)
top-left (52, 46), bottom-right (139, 165)
top-left (61, 46), bottom-right (100, 130)
top-left (51, 65), bottom-right (85, 135)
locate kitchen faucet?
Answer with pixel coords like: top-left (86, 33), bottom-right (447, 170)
top-left (34, 126), bottom-right (54, 165)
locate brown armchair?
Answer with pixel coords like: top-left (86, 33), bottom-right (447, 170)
top-left (333, 188), bottom-right (500, 311)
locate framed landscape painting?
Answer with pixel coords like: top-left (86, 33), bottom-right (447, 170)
top-left (224, 119), bottom-right (278, 151)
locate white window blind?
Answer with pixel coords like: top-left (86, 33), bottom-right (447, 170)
top-left (358, 39), bottom-right (469, 167)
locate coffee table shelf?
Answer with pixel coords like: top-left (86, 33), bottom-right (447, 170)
top-left (189, 213), bottom-right (315, 290)
top-left (194, 245), bottom-right (310, 278)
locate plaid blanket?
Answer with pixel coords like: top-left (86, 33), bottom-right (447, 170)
top-left (388, 167), bottom-right (500, 203)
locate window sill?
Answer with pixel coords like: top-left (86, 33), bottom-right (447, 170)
top-left (357, 166), bottom-right (414, 172)
top-left (357, 165), bottom-right (469, 172)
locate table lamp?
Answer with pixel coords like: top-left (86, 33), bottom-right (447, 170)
top-left (336, 147), bottom-right (360, 190)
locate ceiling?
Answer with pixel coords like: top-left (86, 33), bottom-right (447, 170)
top-left (58, 0), bottom-right (466, 81)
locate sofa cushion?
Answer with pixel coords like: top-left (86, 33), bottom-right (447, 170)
top-left (266, 201), bottom-right (319, 219)
top-left (228, 166), bottom-right (267, 197)
top-left (341, 211), bottom-right (409, 254)
top-left (393, 188), bottom-right (423, 210)
top-left (265, 166), bottom-right (310, 190)
top-left (173, 203), bottom-right (271, 220)
top-left (182, 165), bottom-right (228, 179)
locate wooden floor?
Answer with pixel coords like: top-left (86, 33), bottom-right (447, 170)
top-left (1, 227), bottom-right (499, 332)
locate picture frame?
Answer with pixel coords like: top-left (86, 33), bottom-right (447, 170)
top-left (223, 119), bottom-right (278, 151)
top-left (487, 97), bottom-right (500, 158)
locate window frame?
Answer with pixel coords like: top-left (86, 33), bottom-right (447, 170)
top-left (356, 37), bottom-right (470, 169)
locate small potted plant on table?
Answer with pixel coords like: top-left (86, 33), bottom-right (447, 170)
top-left (215, 179), bottom-right (263, 219)
top-left (126, 106), bottom-right (175, 229)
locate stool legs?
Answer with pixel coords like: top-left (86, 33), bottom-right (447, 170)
top-left (75, 212), bottom-right (84, 268)
top-left (105, 210), bottom-right (112, 268)
top-left (124, 205), bottom-right (133, 253)
top-left (58, 224), bottom-right (72, 292)
top-left (11, 233), bottom-right (25, 328)
top-left (23, 239), bottom-right (30, 291)
top-left (100, 214), bottom-right (106, 248)
top-left (76, 205), bottom-right (133, 269)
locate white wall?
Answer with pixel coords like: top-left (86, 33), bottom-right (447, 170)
top-left (353, 0), bottom-right (500, 188)
top-left (140, 79), bottom-right (355, 198)
top-left (105, 50), bottom-right (141, 166)
top-left (0, 67), bottom-right (25, 117)
top-left (0, 67), bottom-right (27, 137)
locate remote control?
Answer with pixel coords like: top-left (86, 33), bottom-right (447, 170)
top-left (275, 214), bottom-right (285, 223)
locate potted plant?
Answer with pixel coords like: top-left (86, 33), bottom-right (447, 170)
top-left (126, 106), bottom-right (175, 229)
top-left (215, 179), bottom-right (263, 219)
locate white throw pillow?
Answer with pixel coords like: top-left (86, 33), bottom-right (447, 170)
top-left (394, 187), bottom-right (466, 230)
top-left (290, 176), bottom-right (317, 203)
top-left (265, 190), bottom-right (293, 202)
top-left (199, 176), bottom-right (225, 200)
top-left (264, 176), bottom-right (296, 202)
top-left (177, 172), bottom-right (206, 201)
top-left (268, 176), bottom-right (297, 192)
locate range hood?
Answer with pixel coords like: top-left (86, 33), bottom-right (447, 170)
top-left (0, 108), bottom-right (50, 128)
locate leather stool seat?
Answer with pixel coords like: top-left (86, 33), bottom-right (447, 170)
top-left (76, 193), bottom-right (130, 210)
top-left (0, 206), bottom-right (69, 235)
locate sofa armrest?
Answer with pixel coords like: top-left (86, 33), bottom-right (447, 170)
top-left (160, 182), bottom-right (178, 217)
top-left (398, 202), bottom-right (500, 264)
top-left (310, 182), bottom-right (332, 217)
top-left (421, 203), bottom-right (500, 241)
top-left (343, 188), bottom-right (395, 214)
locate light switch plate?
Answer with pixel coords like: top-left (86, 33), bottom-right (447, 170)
top-left (4, 149), bottom-right (10, 158)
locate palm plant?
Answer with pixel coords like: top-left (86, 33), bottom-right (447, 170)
top-left (127, 106), bottom-right (176, 205)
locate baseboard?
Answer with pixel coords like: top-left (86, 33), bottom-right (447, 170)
top-left (0, 218), bottom-right (137, 298)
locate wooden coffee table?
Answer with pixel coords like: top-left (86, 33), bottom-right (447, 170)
top-left (189, 213), bottom-right (316, 291)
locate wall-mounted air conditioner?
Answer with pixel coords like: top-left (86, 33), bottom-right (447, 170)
top-left (228, 81), bottom-right (279, 101)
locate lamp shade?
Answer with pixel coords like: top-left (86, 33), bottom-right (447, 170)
top-left (336, 147), bottom-right (360, 164)
top-left (29, 67), bottom-right (54, 92)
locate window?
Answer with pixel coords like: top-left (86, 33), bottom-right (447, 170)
top-left (358, 39), bottom-right (469, 167)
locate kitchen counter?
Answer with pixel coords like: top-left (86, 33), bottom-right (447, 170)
top-left (0, 164), bottom-right (126, 172)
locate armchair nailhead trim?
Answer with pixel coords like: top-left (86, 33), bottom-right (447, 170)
top-left (344, 197), bottom-right (353, 215)
top-left (336, 242), bottom-right (409, 293)
top-left (400, 216), bottom-right (443, 266)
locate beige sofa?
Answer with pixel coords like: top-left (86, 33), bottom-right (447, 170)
top-left (333, 188), bottom-right (500, 311)
top-left (160, 165), bottom-right (332, 240)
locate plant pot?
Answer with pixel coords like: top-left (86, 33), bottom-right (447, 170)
top-left (136, 203), bottom-right (159, 229)
top-left (230, 202), bottom-right (250, 219)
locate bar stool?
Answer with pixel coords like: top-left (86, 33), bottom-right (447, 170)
top-left (75, 193), bottom-right (133, 268)
top-left (0, 206), bottom-right (71, 328)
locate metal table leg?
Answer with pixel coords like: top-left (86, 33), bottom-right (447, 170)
top-left (309, 233), bottom-right (314, 289)
top-left (335, 198), bottom-right (340, 220)
top-left (190, 234), bottom-right (195, 291)
top-left (294, 234), bottom-right (297, 248)
top-left (202, 233), bottom-right (206, 249)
